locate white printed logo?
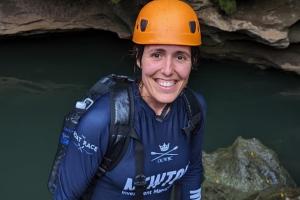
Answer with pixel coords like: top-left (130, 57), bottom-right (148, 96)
top-left (151, 143), bottom-right (178, 163)
top-left (73, 131), bottom-right (98, 155)
top-left (122, 164), bottom-right (189, 197)
top-left (159, 143), bottom-right (170, 151)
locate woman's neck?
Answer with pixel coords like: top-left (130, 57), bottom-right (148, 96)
top-left (138, 82), bottom-right (168, 116)
top-left (142, 96), bottom-right (168, 116)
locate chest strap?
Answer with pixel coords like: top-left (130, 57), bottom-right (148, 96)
top-left (130, 129), bottom-right (146, 200)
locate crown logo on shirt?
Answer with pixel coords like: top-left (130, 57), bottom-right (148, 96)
top-left (159, 143), bottom-right (170, 152)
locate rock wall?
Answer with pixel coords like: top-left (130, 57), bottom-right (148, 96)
top-left (194, 0), bottom-right (300, 75)
top-left (0, 0), bottom-right (138, 38)
top-left (202, 137), bottom-right (300, 200)
top-left (1, 0), bottom-right (300, 74)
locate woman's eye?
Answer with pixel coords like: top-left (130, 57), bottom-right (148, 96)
top-left (152, 53), bottom-right (161, 58)
top-left (177, 55), bottom-right (186, 61)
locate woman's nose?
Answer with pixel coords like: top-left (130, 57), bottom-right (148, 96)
top-left (161, 56), bottom-right (174, 76)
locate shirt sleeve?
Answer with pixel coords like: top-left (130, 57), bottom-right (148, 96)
top-left (53, 95), bottom-right (110, 200)
top-left (177, 92), bottom-right (207, 200)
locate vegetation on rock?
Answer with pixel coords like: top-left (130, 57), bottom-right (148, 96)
top-left (214, 0), bottom-right (237, 15)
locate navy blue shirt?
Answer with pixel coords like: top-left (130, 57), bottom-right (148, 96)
top-left (53, 83), bottom-right (206, 200)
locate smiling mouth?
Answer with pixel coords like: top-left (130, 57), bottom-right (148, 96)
top-left (155, 79), bottom-right (177, 87)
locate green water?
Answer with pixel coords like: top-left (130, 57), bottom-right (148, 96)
top-left (0, 31), bottom-right (299, 199)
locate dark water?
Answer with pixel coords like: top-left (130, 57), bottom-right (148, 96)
top-left (0, 31), bottom-right (299, 199)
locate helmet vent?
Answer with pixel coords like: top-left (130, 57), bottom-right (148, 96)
top-left (189, 21), bottom-right (196, 33)
top-left (140, 19), bottom-right (148, 32)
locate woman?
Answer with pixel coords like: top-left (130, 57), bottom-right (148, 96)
top-left (49, 0), bottom-right (206, 199)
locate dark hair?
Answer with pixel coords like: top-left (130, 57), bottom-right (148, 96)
top-left (191, 46), bottom-right (201, 69)
top-left (132, 45), bottom-right (144, 81)
top-left (133, 44), bottom-right (201, 70)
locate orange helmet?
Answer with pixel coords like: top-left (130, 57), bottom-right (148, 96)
top-left (132, 0), bottom-right (201, 46)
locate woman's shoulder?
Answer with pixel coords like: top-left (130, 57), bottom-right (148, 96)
top-left (77, 93), bottom-right (111, 137)
top-left (186, 89), bottom-right (207, 117)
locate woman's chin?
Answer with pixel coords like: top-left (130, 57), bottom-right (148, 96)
top-left (152, 92), bottom-right (179, 105)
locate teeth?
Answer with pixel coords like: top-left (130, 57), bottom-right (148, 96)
top-left (157, 79), bottom-right (176, 87)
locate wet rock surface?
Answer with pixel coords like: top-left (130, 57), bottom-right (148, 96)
top-left (1, 0), bottom-right (300, 74)
top-left (192, 0), bottom-right (300, 75)
top-left (0, 0), bottom-right (139, 38)
top-left (201, 137), bottom-right (300, 200)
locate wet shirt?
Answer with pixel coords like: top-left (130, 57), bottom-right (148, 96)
top-left (53, 83), bottom-right (206, 200)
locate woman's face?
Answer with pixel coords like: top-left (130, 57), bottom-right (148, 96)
top-left (138, 44), bottom-right (192, 111)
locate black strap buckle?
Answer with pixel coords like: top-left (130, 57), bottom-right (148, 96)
top-left (134, 174), bottom-right (146, 187)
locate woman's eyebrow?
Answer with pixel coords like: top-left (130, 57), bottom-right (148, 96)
top-left (149, 48), bottom-right (166, 53)
top-left (175, 50), bottom-right (191, 56)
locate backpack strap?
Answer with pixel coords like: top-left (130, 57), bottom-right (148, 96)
top-left (80, 79), bottom-right (135, 200)
top-left (110, 83), bottom-right (146, 200)
top-left (181, 88), bottom-right (202, 136)
top-left (105, 82), bottom-right (134, 170)
top-left (172, 88), bottom-right (203, 200)
top-left (126, 127), bottom-right (146, 200)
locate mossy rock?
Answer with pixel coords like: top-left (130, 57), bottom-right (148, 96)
top-left (202, 137), bottom-right (298, 199)
top-left (214, 0), bottom-right (237, 15)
